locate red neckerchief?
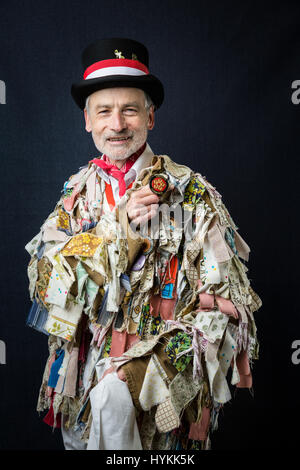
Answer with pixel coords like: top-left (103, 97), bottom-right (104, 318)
top-left (90, 142), bottom-right (146, 197)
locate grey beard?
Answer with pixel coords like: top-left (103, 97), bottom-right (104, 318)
top-left (96, 130), bottom-right (148, 161)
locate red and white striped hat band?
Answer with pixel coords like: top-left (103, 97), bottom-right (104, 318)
top-left (83, 58), bottom-right (149, 80)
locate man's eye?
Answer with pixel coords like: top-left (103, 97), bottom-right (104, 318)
top-left (124, 108), bottom-right (137, 114)
top-left (98, 110), bottom-right (109, 115)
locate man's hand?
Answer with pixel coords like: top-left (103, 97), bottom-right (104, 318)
top-left (126, 185), bottom-right (160, 226)
top-left (116, 367), bottom-right (127, 382)
top-left (98, 366), bottom-right (127, 383)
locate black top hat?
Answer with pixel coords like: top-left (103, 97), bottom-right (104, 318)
top-left (71, 38), bottom-right (164, 110)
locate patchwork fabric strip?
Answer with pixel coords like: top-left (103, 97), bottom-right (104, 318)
top-left (139, 355), bottom-right (170, 411)
top-left (102, 335), bottom-right (112, 358)
top-left (155, 397), bottom-right (180, 433)
top-left (35, 260), bottom-right (52, 305)
top-left (48, 348), bottom-right (65, 389)
top-left (61, 233), bottom-right (103, 257)
top-left (26, 299), bottom-right (49, 335)
top-left (137, 304), bottom-right (151, 338)
top-left (194, 310), bottom-right (229, 343)
top-left (161, 283), bottom-right (174, 299)
top-left (150, 314), bottom-right (163, 336)
top-left (225, 227), bottom-right (238, 255)
top-left (56, 207), bottom-right (73, 236)
top-left (161, 256), bottom-right (178, 299)
top-left (182, 176), bottom-right (206, 210)
top-left (165, 331), bottom-right (193, 372)
top-left (45, 300), bottom-right (83, 342)
top-left (45, 267), bottom-right (69, 309)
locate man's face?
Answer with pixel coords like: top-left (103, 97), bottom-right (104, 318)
top-left (84, 87), bottom-right (154, 161)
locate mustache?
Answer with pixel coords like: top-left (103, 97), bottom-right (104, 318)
top-left (105, 132), bottom-right (133, 140)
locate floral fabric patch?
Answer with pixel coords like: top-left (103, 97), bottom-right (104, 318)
top-left (183, 176), bottom-right (206, 210)
top-left (102, 335), bottom-right (112, 358)
top-left (61, 233), bottom-right (103, 257)
top-left (36, 260), bottom-right (52, 306)
top-left (150, 314), bottom-right (163, 336)
top-left (165, 331), bottom-right (193, 372)
top-left (45, 300), bottom-right (83, 342)
top-left (56, 207), bottom-right (73, 236)
top-left (137, 304), bottom-right (151, 338)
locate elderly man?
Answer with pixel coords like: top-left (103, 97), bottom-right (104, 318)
top-left (25, 38), bottom-right (261, 451)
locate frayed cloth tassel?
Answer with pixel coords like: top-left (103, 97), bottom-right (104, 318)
top-left (204, 435), bottom-right (211, 450)
top-left (91, 322), bottom-right (111, 349)
top-left (43, 394), bottom-right (61, 429)
top-left (192, 329), bottom-right (205, 380)
top-left (236, 322), bottom-right (249, 353)
top-left (210, 403), bottom-right (222, 432)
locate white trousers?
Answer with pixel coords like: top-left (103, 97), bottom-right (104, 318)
top-left (61, 354), bottom-right (142, 450)
top-left (87, 371), bottom-right (142, 450)
top-left (61, 415), bottom-right (87, 450)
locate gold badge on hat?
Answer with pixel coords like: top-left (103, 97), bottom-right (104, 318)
top-left (114, 49), bottom-right (124, 59)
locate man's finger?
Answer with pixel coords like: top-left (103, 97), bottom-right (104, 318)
top-left (135, 194), bottom-right (160, 206)
top-left (129, 203), bottom-right (156, 219)
top-left (132, 205), bottom-right (159, 226)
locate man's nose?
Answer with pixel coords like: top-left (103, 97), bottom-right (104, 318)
top-left (110, 111), bottom-right (127, 133)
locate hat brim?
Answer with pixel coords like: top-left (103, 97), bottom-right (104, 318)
top-left (71, 74), bottom-right (164, 110)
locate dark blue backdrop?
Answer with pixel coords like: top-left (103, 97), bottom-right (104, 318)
top-left (0, 0), bottom-right (299, 450)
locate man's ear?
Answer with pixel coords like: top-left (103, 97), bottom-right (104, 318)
top-left (147, 106), bottom-right (155, 131)
top-left (84, 108), bottom-right (92, 132)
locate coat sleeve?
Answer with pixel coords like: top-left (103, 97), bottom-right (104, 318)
top-left (24, 167), bottom-right (129, 343)
top-left (179, 173), bottom-right (262, 394)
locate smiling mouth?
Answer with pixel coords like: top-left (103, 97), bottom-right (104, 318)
top-left (107, 136), bottom-right (132, 143)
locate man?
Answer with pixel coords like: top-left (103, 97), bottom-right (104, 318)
top-left (25, 38), bottom-right (262, 450)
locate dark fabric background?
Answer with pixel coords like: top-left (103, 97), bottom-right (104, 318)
top-left (0, 0), bottom-right (299, 450)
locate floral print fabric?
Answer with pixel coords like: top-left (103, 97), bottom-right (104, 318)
top-left (165, 331), bottom-right (193, 372)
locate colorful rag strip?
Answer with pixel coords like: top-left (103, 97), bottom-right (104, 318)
top-left (161, 255), bottom-right (178, 299)
top-left (137, 304), bottom-right (151, 338)
top-left (183, 176), bottom-right (206, 209)
top-left (61, 233), bottom-right (103, 257)
top-left (26, 299), bottom-right (49, 335)
top-left (56, 207), bottom-right (73, 236)
top-left (150, 315), bottom-right (163, 335)
top-left (165, 331), bottom-right (193, 372)
top-left (47, 348), bottom-right (65, 388)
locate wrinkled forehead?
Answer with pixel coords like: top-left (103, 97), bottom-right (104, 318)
top-left (87, 87), bottom-right (146, 109)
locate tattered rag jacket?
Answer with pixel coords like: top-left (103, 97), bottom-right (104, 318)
top-left (25, 143), bottom-right (262, 450)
